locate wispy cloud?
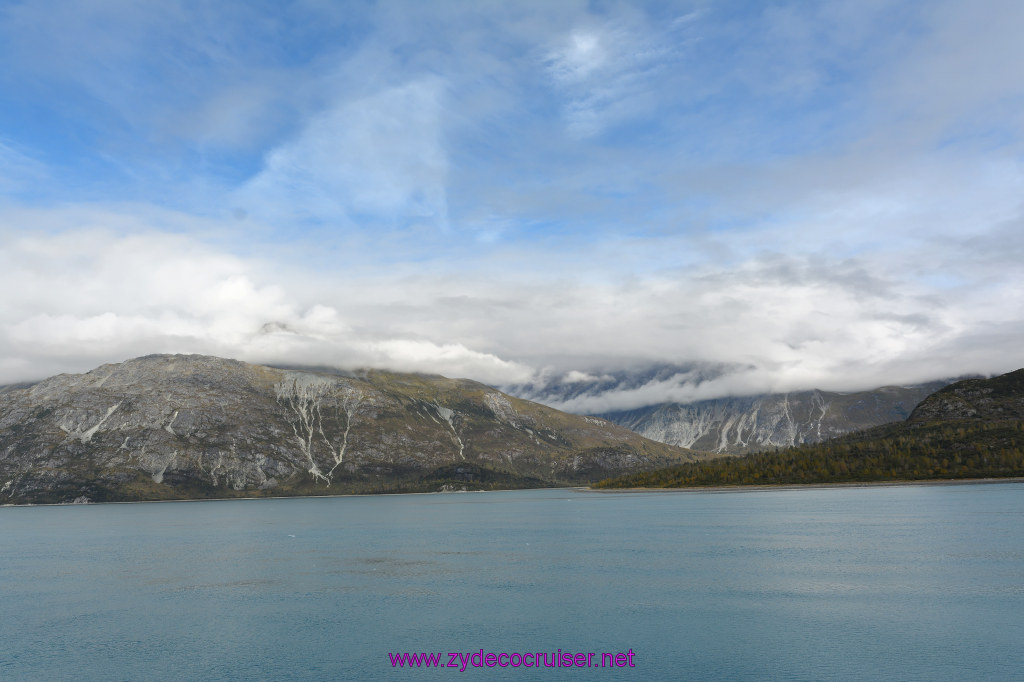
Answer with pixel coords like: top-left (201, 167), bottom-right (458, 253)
top-left (0, 139), bottom-right (47, 194)
top-left (541, 9), bottom-right (695, 138)
top-left (235, 78), bottom-right (448, 228)
top-left (0, 1), bottom-right (1022, 405)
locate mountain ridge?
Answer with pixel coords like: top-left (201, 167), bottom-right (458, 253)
top-left (908, 369), bottom-right (1024, 422)
top-left (0, 354), bottom-right (702, 504)
top-left (502, 364), bottom-right (961, 454)
top-left (597, 382), bottom-right (955, 454)
top-left (595, 369), bottom-right (1024, 489)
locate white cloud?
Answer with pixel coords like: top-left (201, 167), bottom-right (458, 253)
top-left (542, 12), bottom-right (685, 138)
top-left (1, 195), bottom-right (1022, 403)
top-left (562, 370), bottom-right (609, 384)
top-left (1, 2), bottom-right (1023, 411)
top-left (525, 368), bottom-right (778, 415)
top-left (872, 0), bottom-right (1024, 142)
top-left (235, 78), bottom-right (449, 227)
top-left (0, 140), bottom-right (48, 194)
top-left (167, 83), bottom-right (289, 150)
top-left (0, 211), bottom-right (530, 385)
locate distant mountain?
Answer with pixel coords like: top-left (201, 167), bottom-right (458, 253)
top-left (598, 383), bottom-right (954, 454)
top-left (504, 365), bottom-right (956, 454)
top-left (596, 369), bottom-right (1024, 489)
top-left (505, 362), bottom-right (733, 410)
top-left (0, 355), bottom-right (701, 504)
top-left (0, 382), bottom-right (35, 395)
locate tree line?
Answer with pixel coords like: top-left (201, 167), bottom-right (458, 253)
top-left (594, 419), bottom-right (1024, 488)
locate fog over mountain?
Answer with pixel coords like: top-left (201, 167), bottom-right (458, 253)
top-left (504, 363), bottom-right (738, 414)
top-left (2, 2), bottom-right (1022, 396)
top-left (0, 354), bottom-right (699, 504)
top-left (502, 364), bottom-right (959, 454)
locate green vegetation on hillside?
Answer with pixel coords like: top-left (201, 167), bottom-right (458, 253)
top-left (594, 419), bottom-right (1024, 488)
top-left (596, 368), bottom-right (1024, 489)
top-left (0, 354), bottom-right (702, 504)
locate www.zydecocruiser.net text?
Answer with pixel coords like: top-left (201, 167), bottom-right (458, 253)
top-left (389, 649), bottom-right (637, 671)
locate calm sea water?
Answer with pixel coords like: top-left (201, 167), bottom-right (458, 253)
top-left (2, 483), bottom-right (1023, 681)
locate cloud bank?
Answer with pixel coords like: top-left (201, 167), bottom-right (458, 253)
top-left (0, 1), bottom-right (1022, 411)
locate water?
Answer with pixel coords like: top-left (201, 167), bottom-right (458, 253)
top-left (2, 483), bottom-right (1023, 680)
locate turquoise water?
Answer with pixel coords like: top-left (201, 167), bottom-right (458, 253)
top-left (2, 483), bottom-right (1023, 680)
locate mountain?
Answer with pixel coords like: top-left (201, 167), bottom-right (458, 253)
top-left (505, 362), bottom-right (732, 410)
top-left (907, 370), bottom-right (1024, 421)
top-left (0, 354), bottom-right (701, 504)
top-left (595, 369), bottom-right (1024, 489)
top-left (504, 365), bottom-right (955, 454)
top-left (597, 383), bottom-right (953, 454)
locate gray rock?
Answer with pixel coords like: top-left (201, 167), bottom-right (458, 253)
top-left (597, 383), bottom-right (954, 454)
top-left (0, 354), bottom-right (699, 504)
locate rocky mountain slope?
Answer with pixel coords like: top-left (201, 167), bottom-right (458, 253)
top-left (596, 369), bottom-right (1024, 488)
top-left (908, 370), bottom-right (1024, 422)
top-left (503, 364), bottom-right (955, 454)
top-left (598, 383), bottom-right (952, 454)
top-left (0, 355), bottom-right (701, 504)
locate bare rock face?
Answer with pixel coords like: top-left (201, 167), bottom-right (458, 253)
top-left (503, 364), bottom-right (956, 455)
top-left (598, 383), bottom-right (953, 454)
top-left (0, 355), bottom-right (700, 504)
top-left (909, 369), bottom-right (1024, 423)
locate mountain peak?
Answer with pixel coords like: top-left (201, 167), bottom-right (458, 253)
top-left (909, 369), bottom-right (1024, 422)
top-left (0, 355), bottom-right (700, 504)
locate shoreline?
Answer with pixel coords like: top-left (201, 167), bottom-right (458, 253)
top-left (0, 485), bottom-right (577, 508)
top-left (584, 477), bottom-right (1024, 494)
top-left (3, 478), bottom-right (1023, 507)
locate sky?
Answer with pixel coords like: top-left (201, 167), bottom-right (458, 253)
top-left (1, 0), bottom-right (1022, 411)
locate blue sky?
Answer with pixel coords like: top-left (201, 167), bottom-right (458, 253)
top-left (1, 0), bottom-right (1023, 408)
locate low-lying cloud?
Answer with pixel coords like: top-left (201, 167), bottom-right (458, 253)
top-left (2, 199), bottom-right (1021, 409)
top-left (1, 2), bottom-right (1023, 412)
